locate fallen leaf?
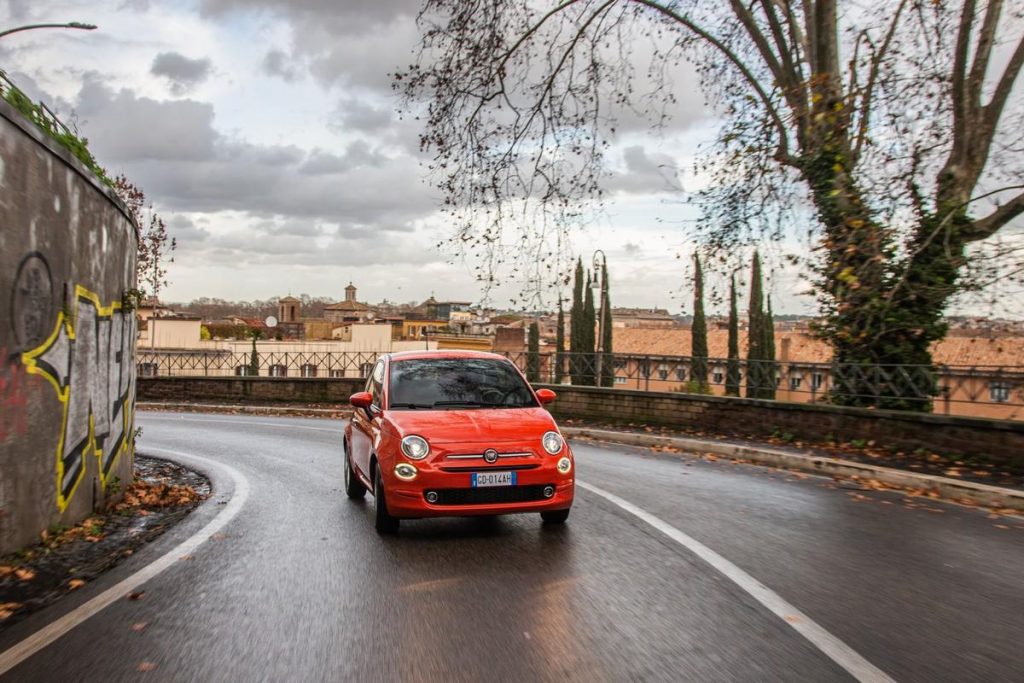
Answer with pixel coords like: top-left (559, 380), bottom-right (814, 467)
top-left (15, 568), bottom-right (35, 581)
top-left (68, 579), bottom-right (86, 590)
top-left (131, 622), bottom-right (148, 632)
top-left (137, 662), bottom-right (157, 672)
top-left (127, 591), bottom-right (146, 601)
top-left (0, 602), bottom-right (22, 620)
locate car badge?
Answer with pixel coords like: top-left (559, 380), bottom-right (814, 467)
top-left (483, 449), bottom-right (499, 463)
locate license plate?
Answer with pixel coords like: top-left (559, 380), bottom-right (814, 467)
top-left (471, 471), bottom-right (516, 487)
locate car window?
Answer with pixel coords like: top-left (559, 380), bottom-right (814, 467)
top-left (388, 358), bottom-right (538, 409)
top-left (370, 360), bottom-right (384, 407)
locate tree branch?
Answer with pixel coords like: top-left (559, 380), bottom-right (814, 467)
top-left (983, 30), bottom-right (1024, 131)
top-left (967, 0), bottom-right (1002, 108)
top-left (630, 0), bottom-right (796, 164)
top-left (852, 0), bottom-right (909, 164)
top-left (966, 189), bottom-right (1024, 242)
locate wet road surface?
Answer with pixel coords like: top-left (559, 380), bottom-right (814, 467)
top-left (1, 411), bottom-right (1022, 682)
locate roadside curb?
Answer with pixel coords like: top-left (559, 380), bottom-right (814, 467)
top-left (137, 402), bottom-right (347, 417)
top-left (562, 426), bottom-right (1024, 512)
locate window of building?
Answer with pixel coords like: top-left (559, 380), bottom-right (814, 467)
top-left (301, 364), bottom-right (317, 378)
top-left (329, 369), bottom-right (345, 378)
top-left (234, 365), bottom-right (250, 376)
top-left (269, 364), bottom-right (287, 377)
top-left (811, 373), bottom-right (824, 390)
top-left (658, 369), bottom-right (669, 380)
top-left (138, 362), bottom-right (158, 377)
top-left (713, 371), bottom-right (724, 384)
top-left (990, 382), bottom-right (1011, 403)
top-left (676, 368), bottom-right (686, 381)
top-left (790, 377), bottom-right (802, 390)
top-left (614, 376), bottom-right (627, 385)
top-left (360, 362), bottom-right (374, 378)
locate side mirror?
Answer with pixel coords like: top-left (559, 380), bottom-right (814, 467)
top-left (536, 388), bottom-right (557, 405)
top-left (350, 391), bottom-right (372, 409)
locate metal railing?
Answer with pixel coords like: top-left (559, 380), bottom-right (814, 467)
top-left (134, 348), bottom-right (1024, 418)
top-left (136, 350), bottom-right (382, 379)
top-left (501, 351), bottom-right (1024, 417)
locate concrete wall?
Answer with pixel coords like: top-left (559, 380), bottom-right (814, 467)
top-left (0, 100), bottom-right (137, 554)
top-left (135, 375), bottom-right (1022, 463)
top-left (537, 385), bottom-right (1023, 465)
top-left (138, 377), bottom-right (365, 404)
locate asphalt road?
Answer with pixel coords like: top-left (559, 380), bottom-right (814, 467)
top-left (1, 411), bottom-right (1022, 682)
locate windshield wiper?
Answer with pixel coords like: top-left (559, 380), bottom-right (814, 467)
top-left (389, 402), bottom-right (434, 409)
top-left (431, 400), bottom-right (489, 408)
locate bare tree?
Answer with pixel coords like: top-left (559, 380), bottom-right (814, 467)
top-left (397, 0), bottom-right (1024, 409)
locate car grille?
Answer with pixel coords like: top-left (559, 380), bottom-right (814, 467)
top-left (430, 485), bottom-right (551, 506)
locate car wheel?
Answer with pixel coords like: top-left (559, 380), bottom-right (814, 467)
top-left (344, 442), bottom-right (366, 500)
top-left (541, 509), bottom-right (570, 524)
top-left (373, 466), bottom-right (400, 534)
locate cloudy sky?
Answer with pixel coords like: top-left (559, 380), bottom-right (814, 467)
top-left (3, 0), bottom-right (820, 314)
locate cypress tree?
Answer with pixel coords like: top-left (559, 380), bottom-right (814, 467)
top-left (554, 300), bottom-right (565, 384)
top-left (600, 261), bottom-right (615, 387)
top-left (746, 251), bottom-right (766, 398)
top-left (526, 321), bottom-right (541, 383)
top-left (248, 331), bottom-right (260, 376)
top-left (583, 270), bottom-right (596, 385)
top-left (725, 273), bottom-right (741, 396)
top-left (570, 258), bottom-right (584, 384)
top-left (691, 253), bottom-right (709, 390)
top-left (763, 296), bottom-right (777, 400)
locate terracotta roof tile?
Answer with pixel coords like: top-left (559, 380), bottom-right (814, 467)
top-left (609, 328), bottom-right (1024, 366)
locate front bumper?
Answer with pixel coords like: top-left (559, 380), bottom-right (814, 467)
top-left (381, 443), bottom-right (574, 518)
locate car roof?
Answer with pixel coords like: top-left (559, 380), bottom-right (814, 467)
top-left (387, 349), bottom-right (510, 362)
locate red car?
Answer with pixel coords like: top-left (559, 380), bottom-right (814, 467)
top-left (343, 350), bottom-right (574, 533)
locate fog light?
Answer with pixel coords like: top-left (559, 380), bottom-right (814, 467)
top-left (556, 457), bottom-right (572, 474)
top-left (425, 491), bottom-right (439, 503)
top-left (394, 463), bottom-right (418, 481)
top-left (543, 486), bottom-right (555, 498)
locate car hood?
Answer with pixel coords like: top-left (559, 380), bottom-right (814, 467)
top-left (384, 407), bottom-right (557, 444)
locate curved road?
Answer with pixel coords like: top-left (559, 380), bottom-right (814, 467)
top-left (1, 411), bottom-right (1023, 681)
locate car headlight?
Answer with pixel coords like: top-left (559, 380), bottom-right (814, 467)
top-left (557, 457), bottom-right (572, 474)
top-left (542, 431), bottom-right (563, 455)
top-left (401, 435), bottom-right (430, 460)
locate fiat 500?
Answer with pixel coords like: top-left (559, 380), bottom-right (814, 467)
top-left (343, 350), bottom-right (574, 534)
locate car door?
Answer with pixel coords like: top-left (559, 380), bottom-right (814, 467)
top-left (351, 359), bottom-right (385, 479)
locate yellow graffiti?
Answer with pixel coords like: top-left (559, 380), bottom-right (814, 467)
top-left (21, 285), bottom-right (135, 512)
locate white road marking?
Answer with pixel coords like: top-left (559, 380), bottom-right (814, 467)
top-left (577, 480), bottom-right (897, 683)
top-left (0, 450), bottom-right (250, 676)
top-left (140, 414), bottom-right (343, 433)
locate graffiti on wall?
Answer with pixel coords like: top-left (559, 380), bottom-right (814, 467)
top-left (19, 270), bottom-right (136, 512)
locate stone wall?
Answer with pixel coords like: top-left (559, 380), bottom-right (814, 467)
top-left (138, 377), bottom-right (366, 404)
top-left (0, 100), bottom-right (138, 554)
top-left (538, 385), bottom-right (1023, 464)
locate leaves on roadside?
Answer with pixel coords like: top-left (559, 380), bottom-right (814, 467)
top-left (137, 662), bottom-right (157, 672)
top-left (0, 602), bottom-right (22, 620)
top-left (127, 590), bottom-right (146, 601)
top-left (68, 578), bottom-right (86, 590)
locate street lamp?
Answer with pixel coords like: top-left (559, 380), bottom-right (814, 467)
top-left (0, 22), bottom-right (97, 39)
top-left (592, 249), bottom-right (607, 385)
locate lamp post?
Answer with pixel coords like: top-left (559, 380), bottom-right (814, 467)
top-left (592, 249), bottom-right (607, 385)
top-left (0, 22), bottom-right (97, 39)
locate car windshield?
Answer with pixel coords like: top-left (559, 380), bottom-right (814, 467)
top-left (388, 358), bottom-right (538, 410)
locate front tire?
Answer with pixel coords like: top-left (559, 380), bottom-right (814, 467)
top-left (373, 466), bottom-right (400, 534)
top-left (541, 509), bottom-right (570, 524)
top-left (344, 441), bottom-right (366, 499)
